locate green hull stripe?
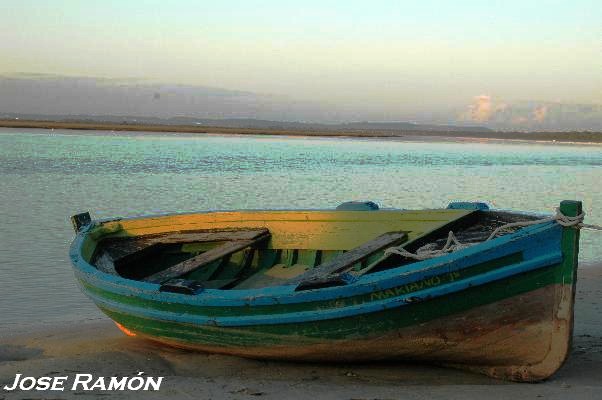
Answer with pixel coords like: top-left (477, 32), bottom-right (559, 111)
top-left (100, 263), bottom-right (558, 346)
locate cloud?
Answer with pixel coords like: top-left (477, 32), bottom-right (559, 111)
top-left (458, 95), bottom-right (602, 130)
top-left (532, 105), bottom-right (548, 123)
top-left (459, 95), bottom-right (512, 122)
top-left (460, 95), bottom-right (494, 122)
top-left (461, 96), bottom-right (554, 126)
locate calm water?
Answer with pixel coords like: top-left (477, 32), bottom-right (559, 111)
top-left (1, 128), bottom-right (601, 333)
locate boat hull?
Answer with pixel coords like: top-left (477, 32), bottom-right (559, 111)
top-left (91, 260), bottom-right (571, 381)
top-left (70, 201), bottom-right (582, 382)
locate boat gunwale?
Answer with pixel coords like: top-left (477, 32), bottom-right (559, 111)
top-left (91, 207), bottom-right (471, 226)
top-left (69, 209), bottom-right (562, 308)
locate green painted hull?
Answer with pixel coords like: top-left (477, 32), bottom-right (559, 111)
top-left (96, 263), bottom-right (557, 346)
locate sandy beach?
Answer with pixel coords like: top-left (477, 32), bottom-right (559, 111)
top-left (1, 263), bottom-right (601, 399)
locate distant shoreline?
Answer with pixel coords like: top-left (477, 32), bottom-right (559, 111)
top-left (2, 119), bottom-right (602, 144)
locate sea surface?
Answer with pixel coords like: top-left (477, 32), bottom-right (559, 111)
top-left (1, 128), bottom-right (601, 333)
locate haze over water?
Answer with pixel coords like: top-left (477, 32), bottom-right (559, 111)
top-left (1, 128), bottom-right (601, 332)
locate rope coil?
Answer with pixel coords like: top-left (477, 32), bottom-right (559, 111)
top-left (383, 208), bottom-right (601, 262)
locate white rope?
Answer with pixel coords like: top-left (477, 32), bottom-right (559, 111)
top-left (382, 208), bottom-right (601, 262)
top-left (384, 231), bottom-right (473, 261)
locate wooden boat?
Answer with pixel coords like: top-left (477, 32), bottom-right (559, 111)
top-left (69, 200), bottom-right (583, 382)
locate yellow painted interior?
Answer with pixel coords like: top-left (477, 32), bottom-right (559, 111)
top-left (82, 209), bottom-right (471, 263)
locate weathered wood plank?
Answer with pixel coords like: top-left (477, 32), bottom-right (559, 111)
top-left (288, 231), bottom-right (407, 284)
top-left (143, 232), bottom-right (270, 283)
top-left (143, 240), bottom-right (253, 283)
top-left (103, 228), bottom-right (269, 260)
top-left (98, 228), bottom-right (269, 276)
top-left (155, 229), bottom-right (269, 244)
top-left (103, 238), bottom-right (160, 263)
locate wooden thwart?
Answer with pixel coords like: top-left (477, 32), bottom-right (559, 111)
top-left (102, 229), bottom-right (269, 262)
top-left (288, 231), bottom-right (407, 285)
top-left (97, 228), bottom-right (268, 269)
top-left (143, 230), bottom-right (270, 283)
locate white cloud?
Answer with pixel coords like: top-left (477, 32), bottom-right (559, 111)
top-left (459, 95), bottom-right (602, 130)
top-left (532, 105), bottom-right (548, 123)
top-left (460, 95), bottom-right (494, 122)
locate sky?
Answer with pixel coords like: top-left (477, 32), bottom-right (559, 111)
top-left (1, 1), bottom-right (601, 126)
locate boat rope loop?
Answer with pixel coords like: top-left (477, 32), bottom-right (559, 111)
top-left (383, 208), bottom-right (602, 261)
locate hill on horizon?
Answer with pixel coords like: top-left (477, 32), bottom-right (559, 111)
top-left (1, 73), bottom-right (600, 132)
top-left (0, 112), bottom-right (495, 134)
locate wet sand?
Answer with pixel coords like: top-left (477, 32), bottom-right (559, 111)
top-left (1, 264), bottom-right (601, 399)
